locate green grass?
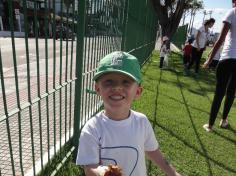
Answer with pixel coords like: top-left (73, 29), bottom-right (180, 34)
top-left (49, 49), bottom-right (236, 176)
top-left (132, 50), bottom-right (236, 176)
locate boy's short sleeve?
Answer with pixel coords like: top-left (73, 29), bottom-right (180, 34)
top-left (198, 26), bottom-right (204, 33)
top-left (222, 8), bottom-right (234, 24)
top-left (144, 119), bottom-right (159, 151)
top-left (76, 128), bottom-right (100, 165)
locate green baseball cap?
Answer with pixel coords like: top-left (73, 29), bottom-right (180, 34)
top-left (93, 51), bottom-right (141, 83)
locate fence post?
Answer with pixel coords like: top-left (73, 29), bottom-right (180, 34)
top-left (73, 0), bottom-right (86, 160)
top-left (121, 0), bottom-right (129, 51)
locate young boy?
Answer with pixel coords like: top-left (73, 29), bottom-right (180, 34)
top-left (182, 39), bottom-right (193, 68)
top-left (160, 36), bottom-right (169, 68)
top-left (76, 51), bottom-right (181, 176)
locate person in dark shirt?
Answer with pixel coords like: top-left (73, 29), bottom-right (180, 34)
top-left (182, 39), bottom-right (193, 70)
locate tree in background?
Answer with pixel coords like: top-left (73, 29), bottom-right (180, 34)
top-left (151, 0), bottom-right (203, 40)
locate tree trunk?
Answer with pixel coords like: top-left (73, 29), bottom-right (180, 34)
top-left (151, 0), bottom-right (186, 40)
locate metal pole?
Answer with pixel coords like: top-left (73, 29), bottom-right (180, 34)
top-left (190, 10), bottom-right (196, 35)
top-left (188, 9), bottom-right (193, 34)
top-left (121, 0), bottom-right (129, 51)
top-left (209, 10), bottom-right (212, 18)
top-left (203, 10), bottom-right (206, 23)
top-left (182, 11), bottom-right (186, 26)
top-left (73, 0), bottom-right (86, 160)
top-left (0, 16), bottom-right (3, 30)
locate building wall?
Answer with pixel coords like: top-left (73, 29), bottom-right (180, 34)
top-left (0, 0), bottom-right (76, 37)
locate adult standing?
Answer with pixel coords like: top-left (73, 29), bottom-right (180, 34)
top-left (203, 6), bottom-right (236, 132)
top-left (187, 18), bottom-right (215, 75)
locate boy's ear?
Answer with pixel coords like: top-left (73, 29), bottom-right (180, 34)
top-left (95, 83), bottom-right (101, 95)
top-left (134, 86), bottom-right (143, 100)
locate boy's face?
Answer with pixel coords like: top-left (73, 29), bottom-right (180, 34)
top-left (209, 22), bottom-right (214, 28)
top-left (95, 72), bottom-right (142, 116)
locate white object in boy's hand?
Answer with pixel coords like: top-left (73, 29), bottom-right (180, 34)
top-left (95, 164), bottom-right (123, 176)
top-left (164, 54), bottom-right (169, 67)
top-left (95, 165), bottom-right (108, 176)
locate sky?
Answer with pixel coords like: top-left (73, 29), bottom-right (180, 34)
top-left (181, 0), bottom-right (232, 33)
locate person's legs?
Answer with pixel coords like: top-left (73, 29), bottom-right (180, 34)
top-left (188, 47), bottom-right (197, 70)
top-left (209, 60), bottom-right (219, 69)
top-left (160, 57), bottom-right (164, 68)
top-left (182, 55), bottom-right (189, 75)
top-left (186, 56), bottom-right (191, 67)
top-left (194, 49), bottom-right (204, 73)
top-left (183, 55), bottom-right (187, 65)
top-left (222, 61), bottom-right (236, 121)
top-left (208, 61), bottom-right (231, 127)
top-left (219, 76), bottom-right (236, 128)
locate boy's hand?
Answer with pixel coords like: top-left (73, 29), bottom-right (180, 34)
top-left (96, 164), bottom-right (122, 176)
top-left (169, 165), bottom-right (182, 176)
top-left (174, 171), bottom-right (182, 176)
top-left (104, 165), bottom-right (122, 176)
top-left (202, 60), bottom-right (210, 69)
top-left (95, 165), bottom-right (108, 176)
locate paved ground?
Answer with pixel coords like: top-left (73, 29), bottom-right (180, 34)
top-left (155, 37), bottom-right (181, 52)
top-left (0, 38), bottom-right (77, 176)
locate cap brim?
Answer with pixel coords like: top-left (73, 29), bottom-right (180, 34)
top-left (93, 70), bottom-right (140, 83)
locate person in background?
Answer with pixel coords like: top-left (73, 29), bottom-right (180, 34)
top-left (202, 6), bottom-right (236, 132)
top-left (187, 18), bottom-right (215, 76)
top-left (182, 38), bottom-right (193, 73)
top-left (159, 36), bottom-right (169, 69)
top-left (76, 51), bottom-right (181, 176)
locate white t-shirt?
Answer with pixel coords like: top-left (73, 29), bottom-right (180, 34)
top-left (192, 26), bottom-right (208, 49)
top-left (160, 44), bottom-right (167, 57)
top-left (220, 8), bottom-right (236, 60)
top-left (76, 110), bottom-right (159, 176)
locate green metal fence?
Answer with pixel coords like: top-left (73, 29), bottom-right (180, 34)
top-left (171, 24), bottom-right (188, 50)
top-left (0, 0), bottom-right (158, 175)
